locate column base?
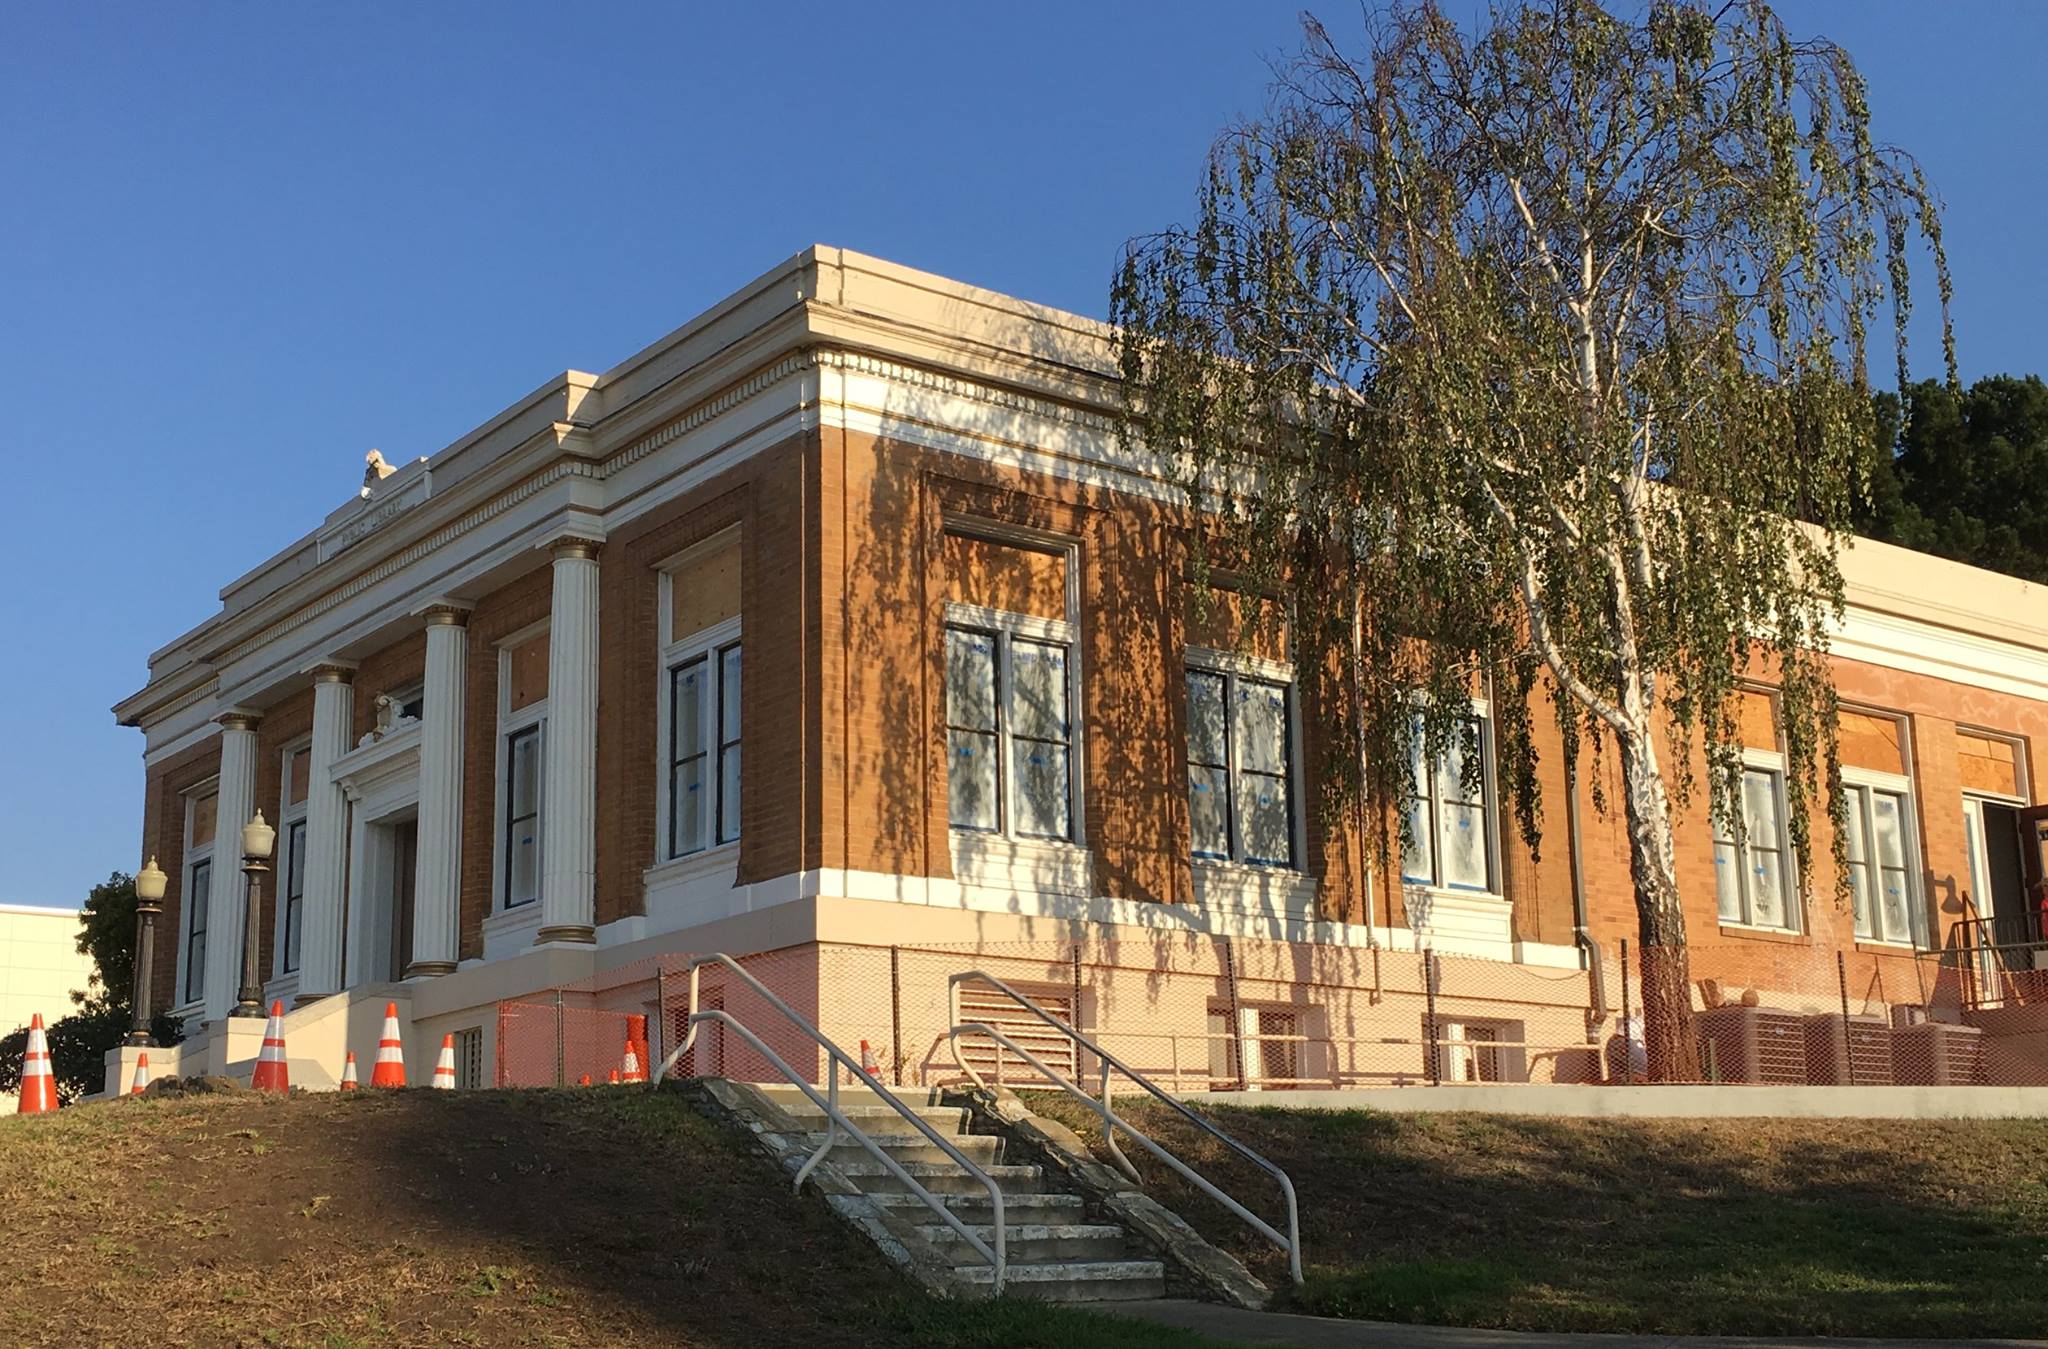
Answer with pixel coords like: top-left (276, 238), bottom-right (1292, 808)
top-left (292, 991), bottom-right (334, 1008)
top-left (404, 960), bottom-right (459, 978)
top-left (124, 1029), bottom-right (154, 1048)
top-left (534, 924), bottom-right (597, 946)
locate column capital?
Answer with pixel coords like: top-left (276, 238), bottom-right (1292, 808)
top-left (538, 526), bottom-right (605, 563)
top-left (305, 662), bottom-right (357, 685)
top-left (216, 709), bottom-right (263, 733)
top-left (416, 601), bottom-right (473, 628)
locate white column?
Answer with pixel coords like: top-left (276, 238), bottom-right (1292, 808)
top-left (538, 537), bottom-right (601, 944)
top-left (296, 665), bottom-right (354, 1000)
top-left (205, 712), bottom-right (261, 1022)
top-left (408, 606), bottom-right (469, 974)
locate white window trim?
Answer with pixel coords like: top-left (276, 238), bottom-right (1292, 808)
top-left (944, 598), bottom-right (1086, 848)
top-left (171, 779), bottom-right (219, 1017)
top-left (492, 620), bottom-right (549, 914)
top-left (656, 579), bottom-right (743, 862)
top-left (271, 740), bottom-right (311, 981)
top-left (1400, 696), bottom-right (1505, 901)
top-left (1185, 643), bottom-right (1306, 873)
top-left (1715, 746), bottom-right (1803, 934)
top-left (1841, 756), bottom-right (1927, 948)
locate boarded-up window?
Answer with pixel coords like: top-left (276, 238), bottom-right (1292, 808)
top-left (507, 633), bottom-right (550, 712)
top-left (1734, 689), bottom-right (1779, 752)
top-left (1185, 588), bottom-right (1289, 664)
top-left (670, 531), bottom-right (742, 643)
top-left (1958, 730), bottom-right (2023, 799)
top-left (944, 532), bottom-right (1067, 620)
top-left (189, 791), bottom-right (218, 848)
top-left (1838, 711), bottom-right (1906, 777)
top-left (285, 747), bottom-right (311, 807)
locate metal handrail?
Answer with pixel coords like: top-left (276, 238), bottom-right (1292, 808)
top-left (947, 968), bottom-right (1303, 1285)
top-left (655, 954), bottom-right (1006, 1292)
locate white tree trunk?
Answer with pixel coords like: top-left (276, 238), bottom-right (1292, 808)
top-left (1614, 686), bottom-right (1701, 1082)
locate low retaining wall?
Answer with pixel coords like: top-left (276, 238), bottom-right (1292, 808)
top-left (1178, 1083), bottom-right (2048, 1119)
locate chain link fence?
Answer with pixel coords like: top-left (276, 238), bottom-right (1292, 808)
top-left (490, 925), bottom-right (2048, 1093)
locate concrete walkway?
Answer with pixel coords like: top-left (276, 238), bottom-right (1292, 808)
top-left (1176, 1085), bottom-right (2048, 1120)
top-left (1099, 1300), bottom-right (2048, 1349)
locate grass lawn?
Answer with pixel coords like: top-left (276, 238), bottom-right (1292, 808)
top-left (0, 1088), bottom-right (1229, 1349)
top-left (1031, 1094), bottom-right (2048, 1339)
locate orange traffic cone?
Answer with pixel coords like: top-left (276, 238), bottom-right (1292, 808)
top-left (371, 1002), bottom-right (406, 1088)
top-left (129, 1053), bottom-right (151, 1096)
top-left (16, 1014), bottom-right (58, 1114)
top-left (620, 1037), bottom-right (646, 1084)
top-left (607, 1068), bottom-right (621, 1084)
top-left (625, 1014), bottom-right (649, 1086)
top-left (251, 1001), bottom-right (290, 1093)
top-left (339, 1052), bottom-right (360, 1091)
top-left (431, 1034), bottom-right (457, 1090)
top-left (860, 1039), bottom-right (880, 1078)
top-left (578, 1073), bottom-right (593, 1087)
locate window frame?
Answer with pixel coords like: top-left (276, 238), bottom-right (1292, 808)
top-left (655, 531), bottom-right (745, 864)
top-left (1184, 645), bottom-right (1304, 871)
top-left (1837, 710), bottom-right (1927, 947)
top-left (1398, 699), bottom-right (1503, 897)
top-left (176, 784), bottom-right (219, 1010)
top-left (1713, 750), bottom-right (1803, 933)
top-left (274, 741), bottom-right (311, 977)
top-left (493, 622), bottom-right (549, 912)
top-left (944, 602), bottom-right (1081, 844)
top-left (659, 614), bottom-right (743, 861)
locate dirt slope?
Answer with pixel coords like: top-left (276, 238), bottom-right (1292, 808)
top-left (0, 1086), bottom-right (917, 1348)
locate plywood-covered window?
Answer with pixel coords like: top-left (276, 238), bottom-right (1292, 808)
top-left (1735, 688), bottom-right (1780, 752)
top-left (507, 632), bottom-right (550, 714)
top-left (1957, 730), bottom-right (2024, 800)
top-left (1185, 588), bottom-right (1289, 665)
top-left (669, 531), bottom-right (741, 645)
top-left (944, 533), bottom-right (1067, 621)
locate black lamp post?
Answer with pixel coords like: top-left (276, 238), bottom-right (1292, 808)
top-left (127, 856), bottom-right (167, 1046)
top-left (233, 811), bottom-right (276, 1019)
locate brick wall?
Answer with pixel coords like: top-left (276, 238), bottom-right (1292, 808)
top-left (459, 568), bottom-right (552, 959)
top-left (140, 736), bottom-right (223, 1014)
top-left (133, 416), bottom-right (2048, 1013)
top-left (596, 431), bottom-right (816, 920)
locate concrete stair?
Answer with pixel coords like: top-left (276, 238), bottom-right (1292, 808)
top-left (747, 1081), bottom-right (1167, 1302)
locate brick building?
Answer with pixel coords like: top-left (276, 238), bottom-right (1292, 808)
top-left (109, 247), bottom-right (2048, 1093)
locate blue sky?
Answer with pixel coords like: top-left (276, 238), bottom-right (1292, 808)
top-left (1, 2), bottom-right (2040, 906)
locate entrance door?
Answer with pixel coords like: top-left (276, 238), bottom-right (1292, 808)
top-left (389, 819), bottom-right (417, 981)
top-left (1964, 799), bottom-right (2029, 942)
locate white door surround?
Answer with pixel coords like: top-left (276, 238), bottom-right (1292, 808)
top-left (332, 724), bottom-right (423, 992)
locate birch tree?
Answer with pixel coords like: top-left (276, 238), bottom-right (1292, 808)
top-left (1112, 0), bottom-right (1953, 1078)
